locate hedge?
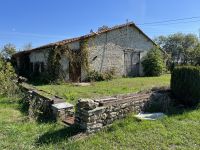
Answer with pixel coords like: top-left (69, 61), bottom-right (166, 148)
top-left (171, 66), bottom-right (200, 106)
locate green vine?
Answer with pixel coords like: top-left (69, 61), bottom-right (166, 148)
top-left (45, 38), bottom-right (89, 82)
top-left (80, 38), bottom-right (89, 73)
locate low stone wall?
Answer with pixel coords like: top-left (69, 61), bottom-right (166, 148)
top-left (20, 82), bottom-right (171, 133)
top-left (20, 84), bottom-right (74, 121)
top-left (75, 90), bottom-right (170, 133)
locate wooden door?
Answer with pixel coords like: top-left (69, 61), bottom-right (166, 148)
top-left (69, 51), bottom-right (81, 82)
top-left (124, 51), bottom-right (140, 77)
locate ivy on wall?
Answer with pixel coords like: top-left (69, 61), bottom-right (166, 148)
top-left (80, 38), bottom-right (89, 73)
top-left (45, 39), bottom-right (89, 82)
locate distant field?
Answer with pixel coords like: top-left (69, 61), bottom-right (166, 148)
top-left (0, 95), bottom-right (200, 149)
top-left (35, 74), bottom-right (171, 103)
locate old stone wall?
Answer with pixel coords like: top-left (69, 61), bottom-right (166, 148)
top-left (75, 92), bottom-right (152, 133)
top-left (29, 49), bottom-right (50, 65)
top-left (20, 83), bottom-right (171, 133)
top-left (20, 84), bottom-right (74, 121)
top-left (75, 89), bottom-right (171, 133)
top-left (86, 26), bottom-right (154, 78)
top-left (19, 25), bottom-right (154, 81)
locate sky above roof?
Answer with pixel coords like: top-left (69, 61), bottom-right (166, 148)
top-left (1, 0), bottom-right (200, 50)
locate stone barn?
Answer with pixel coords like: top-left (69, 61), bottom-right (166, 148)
top-left (12, 22), bottom-right (159, 82)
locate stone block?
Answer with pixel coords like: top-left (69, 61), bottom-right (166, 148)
top-left (78, 99), bottom-right (99, 110)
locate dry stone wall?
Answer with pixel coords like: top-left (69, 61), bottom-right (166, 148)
top-left (75, 92), bottom-right (153, 133)
top-left (20, 83), bottom-right (171, 134)
top-left (20, 84), bottom-right (74, 121)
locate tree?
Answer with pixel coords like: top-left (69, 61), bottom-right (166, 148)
top-left (142, 47), bottom-right (165, 76)
top-left (0, 43), bottom-right (16, 60)
top-left (0, 57), bottom-right (17, 96)
top-left (193, 43), bottom-right (200, 65)
top-left (154, 33), bottom-right (199, 65)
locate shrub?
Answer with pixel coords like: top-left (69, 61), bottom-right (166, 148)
top-left (86, 68), bottom-right (115, 82)
top-left (142, 47), bottom-right (165, 76)
top-left (171, 66), bottom-right (200, 106)
top-left (0, 58), bottom-right (18, 96)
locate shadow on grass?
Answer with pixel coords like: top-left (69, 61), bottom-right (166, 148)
top-left (35, 125), bottom-right (83, 146)
top-left (166, 105), bottom-right (199, 117)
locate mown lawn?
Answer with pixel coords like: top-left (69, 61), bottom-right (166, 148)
top-left (35, 74), bottom-right (170, 103)
top-left (0, 96), bottom-right (200, 150)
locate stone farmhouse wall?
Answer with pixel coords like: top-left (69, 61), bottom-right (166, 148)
top-left (21, 25), bottom-right (154, 81)
top-left (87, 26), bottom-right (154, 78)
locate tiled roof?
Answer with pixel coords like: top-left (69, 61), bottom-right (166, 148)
top-left (13, 22), bottom-right (157, 57)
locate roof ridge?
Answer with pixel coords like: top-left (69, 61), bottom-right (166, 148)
top-left (13, 22), bottom-right (159, 57)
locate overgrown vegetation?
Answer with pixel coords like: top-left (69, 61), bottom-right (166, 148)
top-left (86, 68), bottom-right (115, 82)
top-left (142, 47), bottom-right (165, 76)
top-left (0, 57), bottom-right (18, 96)
top-left (171, 66), bottom-right (200, 106)
top-left (38, 39), bottom-right (89, 83)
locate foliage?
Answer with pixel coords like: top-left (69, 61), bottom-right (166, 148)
top-left (64, 91), bottom-right (78, 102)
top-left (0, 43), bottom-right (16, 60)
top-left (193, 43), bottom-right (200, 65)
top-left (142, 47), bottom-right (165, 76)
top-left (40, 40), bottom-right (89, 83)
top-left (171, 66), bottom-right (200, 106)
top-left (46, 46), bottom-right (62, 82)
top-left (0, 57), bottom-right (18, 96)
top-left (86, 68), bottom-right (115, 82)
top-left (155, 33), bottom-right (200, 66)
top-left (80, 38), bottom-right (89, 72)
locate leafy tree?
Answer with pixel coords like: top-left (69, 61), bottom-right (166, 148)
top-left (0, 57), bottom-right (18, 96)
top-left (0, 43), bottom-right (16, 60)
top-left (182, 34), bottom-right (199, 64)
top-left (142, 47), bottom-right (165, 76)
top-left (154, 33), bottom-right (199, 65)
top-left (193, 43), bottom-right (200, 65)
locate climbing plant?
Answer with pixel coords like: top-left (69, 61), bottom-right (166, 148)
top-left (44, 39), bottom-right (89, 82)
top-left (80, 38), bottom-right (89, 73)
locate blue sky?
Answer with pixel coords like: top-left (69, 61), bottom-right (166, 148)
top-left (1, 0), bottom-right (200, 50)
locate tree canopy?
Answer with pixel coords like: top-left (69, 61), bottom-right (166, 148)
top-left (154, 33), bottom-right (200, 65)
top-left (0, 43), bottom-right (16, 60)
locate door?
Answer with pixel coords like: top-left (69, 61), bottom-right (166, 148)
top-left (124, 51), bottom-right (140, 77)
top-left (69, 61), bottom-right (81, 82)
top-left (69, 51), bottom-right (81, 82)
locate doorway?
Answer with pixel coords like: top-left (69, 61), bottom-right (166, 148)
top-left (124, 50), bottom-right (140, 77)
top-left (69, 51), bottom-right (81, 82)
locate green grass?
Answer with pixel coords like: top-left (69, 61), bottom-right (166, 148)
top-left (0, 96), bottom-right (200, 150)
top-left (35, 74), bottom-right (170, 103)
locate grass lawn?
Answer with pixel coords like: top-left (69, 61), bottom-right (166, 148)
top-left (0, 96), bottom-right (200, 150)
top-left (35, 74), bottom-right (170, 103)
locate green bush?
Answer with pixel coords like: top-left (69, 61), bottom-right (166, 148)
top-left (171, 66), bottom-right (200, 106)
top-left (142, 47), bottom-right (165, 76)
top-left (86, 68), bottom-right (115, 82)
top-left (0, 58), bottom-right (18, 96)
